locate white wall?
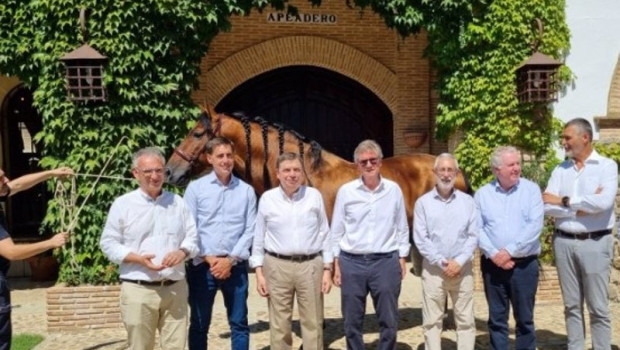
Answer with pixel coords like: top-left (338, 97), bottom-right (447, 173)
top-left (553, 0), bottom-right (620, 142)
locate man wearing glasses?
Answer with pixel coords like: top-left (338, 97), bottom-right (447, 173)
top-left (100, 147), bottom-right (199, 350)
top-left (0, 166), bottom-right (73, 350)
top-left (331, 140), bottom-right (410, 350)
top-left (414, 153), bottom-right (478, 350)
top-left (183, 137), bottom-right (256, 350)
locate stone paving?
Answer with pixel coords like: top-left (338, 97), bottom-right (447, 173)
top-left (8, 266), bottom-right (620, 350)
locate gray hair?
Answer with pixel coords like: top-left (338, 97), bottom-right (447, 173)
top-left (565, 118), bottom-right (593, 142)
top-left (132, 147), bottom-right (165, 169)
top-left (490, 146), bottom-right (520, 169)
top-left (353, 140), bottom-right (383, 163)
top-left (434, 153), bottom-right (459, 171)
top-left (276, 152), bottom-right (302, 170)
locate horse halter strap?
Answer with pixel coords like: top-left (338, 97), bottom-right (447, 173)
top-left (173, 113), bottom-right (222, 166)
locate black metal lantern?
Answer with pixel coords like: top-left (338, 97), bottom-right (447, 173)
top-left (515, 19), bottom-right (563, 104)
top-left (60, 44), bottom-right (107, 102)
top-left (516, 52), bottom-right (562, 104)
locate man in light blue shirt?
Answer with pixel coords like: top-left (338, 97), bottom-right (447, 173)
top-left (183, 137), bottom-right (257, 350)
top-left (543, 118), bottom-right (617, 350)
top-left (474, 146), bottom-right (543, 350)
top-left (414, 153), bottom-right (478, 350)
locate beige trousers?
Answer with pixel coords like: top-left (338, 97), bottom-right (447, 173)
top-left (263, 254), bottom-right (324, 350)
top-left (421, 260), bottom-right (475, 350)
top-left (120, 280), bottom-right (188, 350)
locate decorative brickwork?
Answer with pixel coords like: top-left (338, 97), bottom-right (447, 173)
top-left (191, 0), bottom-right (448, 155)
top-left (46, 284), bottom-right (123, 332)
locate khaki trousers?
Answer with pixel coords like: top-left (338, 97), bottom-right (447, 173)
top-left (120, 279), bottom-right (188, 350)
top-left (263, 254), bottom-right (324, 350)
top-left (421, 260), bottom-right (475, 350)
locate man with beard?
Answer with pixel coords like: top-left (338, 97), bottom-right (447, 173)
top-left (542, 118), bottom-right (617, 350)
top-left (413, 153), bottom-right (478, 350)
top-left (183, 137), bottom-right (256, 350)
top-left (331, 140), bottom-right (410, 350)
top-left (250, 152), bottom-right (332, 350)
top-left (474, 146), bottom-right (543, 350)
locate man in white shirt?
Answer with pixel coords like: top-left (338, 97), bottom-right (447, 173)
top-left (543, 118), bottom-right (617, 350)
top-left (250, 152), bottom-right (332, 350)
top-left (414, 153), bottom-right (478, 350)
top-left (100, 147), bottom-right (199, 350)
top-left (331, 140), bottom-right (410, 350)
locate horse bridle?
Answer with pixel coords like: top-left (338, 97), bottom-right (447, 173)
top-left (173, 112), bottom-right (222, 167)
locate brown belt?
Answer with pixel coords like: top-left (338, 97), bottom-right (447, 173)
top-left (266, 251), bottom-right (320, 262)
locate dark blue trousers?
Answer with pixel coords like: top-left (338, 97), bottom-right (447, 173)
top-left (481, 256), bottom-right (539, 350)
top-left (187, 262), bottom-right (249, 350)
top-left (340, 251), bottom-right (401, 350)
top-left (0, 274), bottom-right (10, 350)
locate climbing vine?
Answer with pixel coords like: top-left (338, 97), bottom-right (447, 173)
top-left (0, 0), bottom-right (569, 284)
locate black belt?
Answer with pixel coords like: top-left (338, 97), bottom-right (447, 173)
top-left (555, 229), bottom-right (612, 240)
top-left (120, 278), bottom-right (179, 286)
top-left (266, 251), bottom-right (320, 262)
top-left (340, 250), bottom-right (396, 260)
top-left (511, 255), bottom-right (538, 263)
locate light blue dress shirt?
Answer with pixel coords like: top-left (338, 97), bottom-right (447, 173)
top-left (183, 172), bottom-right (257, 262)
top-left (474, 178), bottom-right (543, 259)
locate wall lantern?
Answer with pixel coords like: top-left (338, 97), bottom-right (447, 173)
top-left (59, 9), bottom-right (107, 103)
top-left (515, 19), bottom-right (563, 104)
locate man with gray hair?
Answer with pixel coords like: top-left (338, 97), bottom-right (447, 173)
top-left (414, 153), bottom-right (478, 350)
top-left (543, 118), bottom-right (617, 350)
top-left (331, 140), bottom-right (410, 350)
top-left (474, 146), bottom-right (543, 350)
top-left (100, 147), bottom-right (199, 350)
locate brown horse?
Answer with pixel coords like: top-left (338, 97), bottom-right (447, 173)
top-left (166, 105), bottom-right (469, 225)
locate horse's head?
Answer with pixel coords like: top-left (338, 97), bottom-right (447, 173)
top-left (166, 106), bottom-right (220, 186)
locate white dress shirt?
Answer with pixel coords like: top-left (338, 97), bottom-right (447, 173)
top-left (249, 186), bottom-right (332, 268)
top-left (331, 177), bottom-right (410, 257)
top-left (100, 189), bottom-right (199, 281)
top-left (544, 150), bottom-right (618, 233)
top-left (414, 188), bottom-right (479, 268)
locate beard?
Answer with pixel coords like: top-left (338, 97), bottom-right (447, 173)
top-left (436, 177), bottom-right (456, 193)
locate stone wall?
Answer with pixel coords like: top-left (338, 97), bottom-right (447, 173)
top-left (46, 284), bottom-right (122, 332)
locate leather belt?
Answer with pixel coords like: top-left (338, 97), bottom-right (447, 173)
top-left (120, 278), bottom-right (179, 286)
top-left (266, 251), bottom-right (320, 262)
top-left (511, 255), bottom-right (538, 263)
top-left (555, 229), bottom-right (612, 240)
top-left (340, 250), bottom-right (396, 260)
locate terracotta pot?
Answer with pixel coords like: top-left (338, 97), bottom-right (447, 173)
top-left (27, 255), bottom-right (59, 282)
top-left (403, 131), bottom-right (428, 148)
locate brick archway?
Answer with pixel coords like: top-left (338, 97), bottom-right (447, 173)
top-left (595, 55), bottom-right (620, 140)
top-left (196, 35), bottom-right (397, 114)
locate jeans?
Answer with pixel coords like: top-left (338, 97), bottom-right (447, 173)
top-left (187, 262), bottom-right (249, 350)
top-left (481, 256), bottom-right (539, 350)
top-left (0, 274), bottom-right (10, 350)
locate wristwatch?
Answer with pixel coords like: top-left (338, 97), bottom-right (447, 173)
top-left (227, 256), bottom-right (238, 266)
top-left (561, 196), bottom-right (570, 208)
top-left (179, 247), bottom-right (189, 258)
top-left (323, 264), bottom-right (333, 272)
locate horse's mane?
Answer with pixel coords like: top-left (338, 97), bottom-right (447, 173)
top-left (223, 110), bottom-right (324, 171)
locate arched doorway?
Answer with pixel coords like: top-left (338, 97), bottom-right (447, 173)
top-left (0, 85), bottom-right (48, 241)
top-left (217, 65), bottom-right (393, 161)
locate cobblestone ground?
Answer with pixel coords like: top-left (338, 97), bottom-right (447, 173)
top-left (9, 269), bottom-right (620, 350)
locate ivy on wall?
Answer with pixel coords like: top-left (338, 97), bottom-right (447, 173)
top-left (0, 0), bottom-right (570, 284)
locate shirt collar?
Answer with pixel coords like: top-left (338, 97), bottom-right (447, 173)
top-left (278, 185), bottom-right (305, 201)
top-left (355, 176), bottom-right (385, 193)
top-left (570, 149), bottom-right (603, 167)
top-left (137, 188), bottom-right (164, 202)
top-left (206, 171), bottom-right (238, 187)
top-left (492, 178), bottom-right (520, 194)
top-left (431, 186), bottom-right (456, 202)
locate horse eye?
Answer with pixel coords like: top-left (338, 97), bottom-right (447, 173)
top-left (193, 130), bottom-right (205, 138)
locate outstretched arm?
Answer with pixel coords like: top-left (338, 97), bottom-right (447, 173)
top-left (0, 233), bottom-right (69, 261)
top-left (8, 167), bottom-right (74, 196)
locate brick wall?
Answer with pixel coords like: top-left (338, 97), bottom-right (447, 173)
top-left (46, 285), bottom-right (122, 332)
top-left (191, 0), bottom-right (448, 155)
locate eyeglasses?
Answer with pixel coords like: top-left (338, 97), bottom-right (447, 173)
top-left (138, 168), bottom-right (165, 176)
top-left (358, 158), bottom-right (379, 166)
